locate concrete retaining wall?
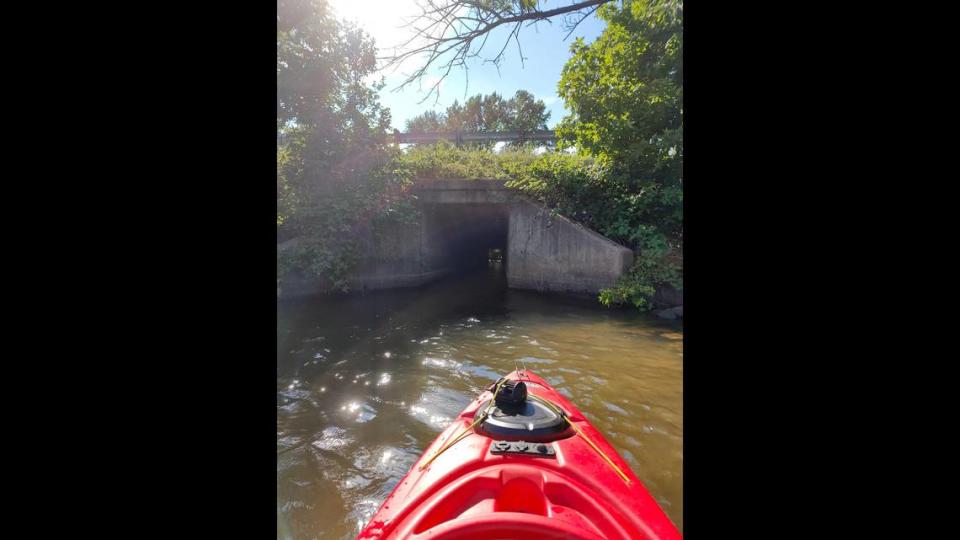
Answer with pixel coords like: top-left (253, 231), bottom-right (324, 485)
top-left (507, 199), bottom-right (633, 294)
top-left (277, 220), bottom-right (452, 298)
top-left (278, 179), bottom-right (634, 299)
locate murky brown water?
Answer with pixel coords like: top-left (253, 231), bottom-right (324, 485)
top-left (277, 265), bottom-right (682, 539)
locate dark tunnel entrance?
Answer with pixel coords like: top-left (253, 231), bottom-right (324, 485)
top-left (421, 203), bottom-right (510, 274)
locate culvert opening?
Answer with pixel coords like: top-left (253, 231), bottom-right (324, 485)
top-left (423, 203), bottom-right (509, 274)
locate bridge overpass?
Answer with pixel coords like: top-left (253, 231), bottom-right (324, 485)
top-left (393, 130), bottom-right (557, 146)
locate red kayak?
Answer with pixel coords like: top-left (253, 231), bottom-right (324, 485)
top-left (357, 370), bottom-right (681, 539)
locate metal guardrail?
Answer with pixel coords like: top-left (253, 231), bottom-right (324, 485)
top-left (394, 130), bottom-right (556, 145)
top-left (277, 130), bottom-right (557, 147)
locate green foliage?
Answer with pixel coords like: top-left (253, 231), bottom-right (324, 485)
top-left (552, 0), bottom-right (683, 310)
top-left (404, 110), bottom-right (445, 133)
top-left (278, 148), bottom-right (420, 291)
top-left (278, 0), bottom-right (683, 308)
top-left (506, 153), bottom-right (615, 233)
top-left (405, 90), bottom-right (551, 147)
top-left (277, 145), bottom-right (296, 226)
top-left (598, 240), bottom-right (682, 311)
top-left (557, 0), bottom-right (682, 181)
top-left (277, 0), bottom-right (412, 290)
top-left (505, 90), bottom-right (550, 137)
top-left (504, 152), bottom-right (682, 312)
top-left (394, 141), bottom-right (540, 180)
top-left (442, 93), bottom-right (509, 133)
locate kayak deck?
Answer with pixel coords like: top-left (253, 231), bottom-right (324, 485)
top-left (357, 370), bottom-right (681, 539)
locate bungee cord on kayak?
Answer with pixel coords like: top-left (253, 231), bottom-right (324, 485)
top-left (418, 376), bottom-right (510, 471)
top-left (528, 392), bottom-right (632, 484)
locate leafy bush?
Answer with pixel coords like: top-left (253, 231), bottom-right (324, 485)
top-left (506, 153), bottom-right (616, 233)
top-left (394, 141), bottom-right (539, 180)
top-left (278, 146), bottom-right (420, 291)
top-left (505, 150), bottom-right (680, 311)
top-left (552, 0), bottom-right (683, 311)
top-left (277, 0), bottom-right (411, 290)
top-left (599, 241), bottom-right (682, 311)
top-left (389, 141), bottom-right (684, 311)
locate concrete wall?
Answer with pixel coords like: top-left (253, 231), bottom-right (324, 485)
top-left (507, 199), bottom-right (633, 294)
top-left (278, 220), bottom-right (451, 298)
top-left (413, 179), bottom-right (514, 204)
top-left (278, 180), bottom-right (633, 299)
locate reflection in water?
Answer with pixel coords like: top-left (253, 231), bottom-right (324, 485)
top-left (277, 266), bottom-right (682, 539)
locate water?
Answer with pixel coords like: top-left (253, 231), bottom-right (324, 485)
top-left (277, 265), bottom-right (683, 539)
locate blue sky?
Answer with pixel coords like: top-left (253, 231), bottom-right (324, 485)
top-left (328, 0), bottom-right (606, 131)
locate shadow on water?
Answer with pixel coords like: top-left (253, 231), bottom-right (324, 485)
top-left (277, 262), bottom-right (683, 539)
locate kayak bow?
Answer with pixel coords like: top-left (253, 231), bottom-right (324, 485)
top-left (357, 370), bottom-right (681, 539)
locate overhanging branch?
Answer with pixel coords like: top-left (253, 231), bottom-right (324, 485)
top-left (381, 0), bottom-right (612, 102)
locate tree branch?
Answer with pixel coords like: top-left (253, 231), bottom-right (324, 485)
top-left (381, 0), bottom-right (612, 102)
top-left (563, 5), bottom-right (601, 40)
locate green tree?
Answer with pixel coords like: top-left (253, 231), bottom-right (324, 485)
top-left (405, 110), bottom-right (445, 133)
top-left (405, 90), bottom-right (550, 136)
top-left (277, 0), bottom-right (392, 204)
top-left (557, 0), bottom-right (682, 241)
top-left (277, 0), bottom-right (410, 289)
top-left (506, 90), bottom-right (551, 136)
top-left (502, 0), bottom-right (682, 310)
top-left (443, 92), bottom-right (509, 132)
